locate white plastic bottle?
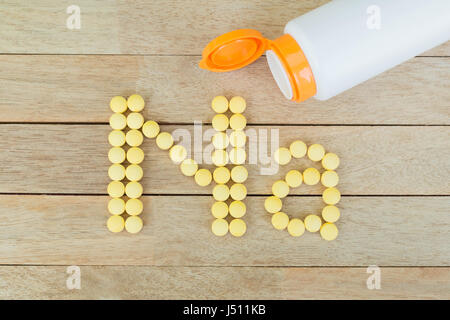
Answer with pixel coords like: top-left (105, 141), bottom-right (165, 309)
top-left (200, 0), bottom-right (450, 102)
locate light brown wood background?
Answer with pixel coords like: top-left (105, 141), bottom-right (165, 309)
top-left (0, 0), bottom-right (449, 300)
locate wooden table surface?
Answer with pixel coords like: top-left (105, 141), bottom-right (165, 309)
top-left (0, 0), bottom-right (449, 299)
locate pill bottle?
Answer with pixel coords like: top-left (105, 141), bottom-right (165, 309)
top-left (199, 0), bottom-right (449, 102)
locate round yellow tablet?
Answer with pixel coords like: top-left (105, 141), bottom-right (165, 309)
top-left (109, 113), bottom-right (127, 130)
top-left (212, 114), bottom-right (229, 131)
top-left (142, 120), bottom-right (160, 138)
top-left (229, 96), bottom-right (246, 114)
top-left (211, 218), bottom-right (228, 236)
top-left (274, 147), bottom-right (291, 165)
top-left (108, 147), bottom-right (126, 164)
top-left (264, 196), bottom-right (282, 214)
top-left (213, 184), bottom-right (230, 201)
top-left (180, 159), bottom-right (198, 176)
top-left (322, 187), bottom-right (341, 205)
top-left (303, 167), bottom-right (320, 185)
top-left (108, 198), bottom-right (125, 215)
top-left (127, 147), bottom-right (144, 164)
top-left (322, 153), bottom-right (340, 171)
top-left (322, 205), bottom-right (340, 223)
top-left (308, 144), bottom-right (325, 162)
top-left (229, 113), bottom-right (246, 130)
top-left (125, 216), bottom-right (143, 234)
top-left (125, 164), bottom-right (143, 181)
top-left (108, 130), bottom-right (126, 147)
top-left (125, 198), bottom-right (143, 216)
top-left (169, 145), bottom-right (187, 163)
top-left (212, 132), bottom-right (229, 149)
top-left (127, 94), bottom-right (145, 112)
top-left (229, 200), bottom-right (246, 218)
top-left (285, 170), bottom-right (302, 188)
top-left (229, 147), bottom-right (246, 165)
top-left (125, 181), bottom-right (143, 199)
top-left (304, 214), bottom-right (322, 232)
top-left (211, 201), bottom-right (228, 219)
top-left (229, 130), bottom-right (247, 148)
top-left (108, 164), bottom-right (126, 181)
top-left (156, 132), bottom-right (174, 150)
top-left (272, 212), bottom-right (289, 230)
top-left (211, 149), bottom-right (228, 167)
top-left (272, 180), bottom-right (289, 198)
top-left (127, 112), bottom-right (144, 129)
top-left (287, 218), bottom-right (305, 237)
top-left (107, 181), bottom-right (125, 198)
top-left (110, 96), bottom-right (127, 113)
top-left (126, 129), bottom-right (144, 147)
top-left (321, 170), bottom-right (339, 188)
top-left (229, 183), bottom-right (247, 201)
top-left (194, 169), bottom-right (212, 187)
top-left (320, 222), bottom-right (338, 241)
top-left (213, 166), bottom-right (230, 184)
top-left (229, 219), bottom-right (246, 237)
top-left (289, 140), bottom-right (307, 158)
top-left (107, 215), bottom-right (124, 233)
top-left (211, 96), bottom-right (229, 113)
top-left (230, 165), bottom-right (248, 183)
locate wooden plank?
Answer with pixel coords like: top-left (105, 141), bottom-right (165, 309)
top-left (0, 266), bottom-right (448, 299)
top-left (0, 0), bottom-right (447, 55)
top-left (0, 195), bottom-right (448, 266)
top-left (0, 56), bottom-right (449, 124)
top-left (0, 125), bottom-right (448, 195)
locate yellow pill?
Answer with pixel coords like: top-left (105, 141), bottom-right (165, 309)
top-left (169, 145), bottom-right (187, 163)
top-left (180, 159), bottom-right (198, 177)
top-left (212, 132), bottom-right (229, 149)
top-left (320, 222), bottom-right (339, 241)
top-left (230, 183), bottom-right (247, 201)
top-left (308, 144), bottom-right (325, 161)
top-left (108, 164), bottom-right (126, 181)
top-left (213, 166), bottom-right (230, 184)
top-left (229, 147), bottom-right (246, 165)
top-left (195, 169), bottom-right (212, 187)
top-left (142, 120), bottom-right (160, 138)
top-left (126, 129), bottom-right (144, 147)
top-left (289, 140), bottom-right (307, 158)
top-left (108, 147), bottom-right (126, 164)
top-left (229, 96), bottom-right (246, 114)
top-left (125, 164), bottom-right (143, 181)
top-left (127, 94), bottom-right (145, 112)
top-left (108, 130), bottom-right (126, 147)
top-left (211, 149), bottom-right (228, 167)
top-left (211, 96), bottom-right (229, 113)
top-left (274, 147), bottom-right (291, 165)
top-left (211, 218), bottom-right (228, 236)
top-left (304, 214), bottom-right (322, 232)
top-left (211, 201), bottom-right (228, 219)
top-left (125, 216), bottom-right (143, 234)
top-left (287, 218), bottom-right (305, 237)
top-left (322, 153), bottom-right (340, 171)
top-left (229, 130), bottom-right (247, 148)
top-left (109, 113), bottom-right (127, 130)
top-left (264, 196), bottom-right (282, 214)
top-left (212, 114), bottom-right (229, 131)
top-left (303, 167), bottom-right (320, 185)
top-left (107, 181), bottom-right (125, 198)
top-left (229, 113), bottom-right (247, 130)
top-left (272, 212), bottom-right (289, 230)
top-left (156, 132), bottom-right (174, 150)
top-left (108, 198), bottom-right (125, 215)
top-left (127, 147), bottom-right (144, 164)
top-left (285, 170), bottom-right (302, 188)
top-left (322, 205), bottom-right (340, 223)
top-left (321, 170), bottom-right (339, 188)
top-left (213, 184), bottom-right (230, 202)
top-left (322, 187), bottom-right (341, 205)
top-left (107, 215), bottom-right (124, 233)
top-left (125, 198), bottom-right (143, 216)
top-left (229, 200), bottom-right (246, 218)
top-left (110, 96), bottom-right (127, 113)
top-left (229, 219), bottom-right (246, 237)
top-left (125, 181), bottom-right (143, 199)
top-left (127, 112), bottom-right (144, 129)
top-left (272, 180), bottom-right (289, 198)
top-left (230, 165), bottom-right (248, 183)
